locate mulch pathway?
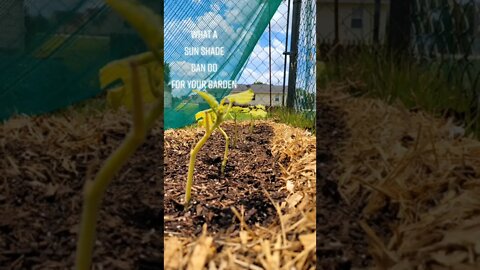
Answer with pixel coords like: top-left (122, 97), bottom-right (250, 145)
top-left (316, 101), bottom-right (374, 269)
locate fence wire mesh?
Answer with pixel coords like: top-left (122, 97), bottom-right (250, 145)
top-left (411, 0), bottom-right (480, 98)
top-left (235, 0), bottom-right (291, 108)
top-left (0, 0), bottom-right (316, 126)
top-left (292, 0), bottom-right (316, 113)
top-left (235, 0), bottom-right (316, 115)
top-left (164, 0), bottom-right (283, 128)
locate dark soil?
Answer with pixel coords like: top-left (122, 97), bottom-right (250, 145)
top-left (316, 101), bottom-right (373, 269)
top-left (164, 123), bottom-right (287, 237)
top-left (0, 119), bottom-right (164, 269)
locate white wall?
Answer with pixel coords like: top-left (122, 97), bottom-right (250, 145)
top-left (317, 1), bottom-right (390, 44)
top-left (251, 93), bottom-right (284, 107)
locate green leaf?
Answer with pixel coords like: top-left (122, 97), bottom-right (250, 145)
top-left (250, 108), bottom-right (267, 119)
top-left (255, 104), bottom-right (266, 110)
top-left (230, 106), bottom-right (245, 113)
top-left (225, 89), bottom-right (254, 105)
top-left (193, 90), bottom-right (219, 109)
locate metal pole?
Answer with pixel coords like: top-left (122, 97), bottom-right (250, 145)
top-left (373, 0), bottom-right (381, 45)
top-left (286, 0), bottom-right (302, 109)
top-left (282, 0), bottom-right (292, 107)
top-left (334, 0), bottom-right (339, 45)
top-left (388, 0), bottom-right (413, 57)
top-left (334, 0), bottom-right (339, 75)
top-left (269, 17), bottom-right (272, 107)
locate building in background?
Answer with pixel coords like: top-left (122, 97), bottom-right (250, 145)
top-left (317, 0), bottom-right (390, 44)
top-left (0, 0), bottom-right (25, 51)
top-left (232, 83), bottom-right (285, 107)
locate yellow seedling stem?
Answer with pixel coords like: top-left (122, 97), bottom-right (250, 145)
top-left (218, 127), bottom-right (229, 176)
top-left (75, 60), bottom-right (147, 270)
top-left (185, 116), bottom-right (220, 206)
top-left (232, 114), bottom-right (237, 148)
top-left (250, 116), bottom-right (254, 133)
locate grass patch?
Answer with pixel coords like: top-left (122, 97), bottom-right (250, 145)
top-left (268, 107), bottom-right (315, 133)
top-left (320, 46), bottom-right (480, 137)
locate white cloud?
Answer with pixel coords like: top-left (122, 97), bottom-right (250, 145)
top-left (246, 36), bottom-right (286, 71)
top-left (269, 0), bottom-right (292, 34)
top-left (238, 67), bottom-right (288, 86)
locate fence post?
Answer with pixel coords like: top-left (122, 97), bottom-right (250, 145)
top-left (286, 0), bottom-right (302, 109)
top-left (373, 0), bottom-right (381, 45)
top-left (333, 0), bottom-right (340, 75)
top-left (282, 0), bottom-right (292, 107)
top-left (388, 0), bottom-right (413, 57)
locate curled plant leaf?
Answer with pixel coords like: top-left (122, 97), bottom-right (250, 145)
top-left (193, 90), bottom-right (219, 109)
top-left (75, 1), bottom-right (164, 269)
top-left (225, 89), bottom-right (254, 105)
top-left (224, 106), bottom-right (245, 120)
top-left (255, 104), bottom-right (266, 110)
top-left (195, 109), bottom-right (216, 129)
top-left (100, 52), bottom-right (160, 110)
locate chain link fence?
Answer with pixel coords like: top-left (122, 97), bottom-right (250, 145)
top-left (411, 0), bottom-right (480, 100)
top-left (291, 0), bottom-right (316, 113)
top-left (317, 0), bottom-right (480, 135)
top-left (165, 0), bottom-right (316, 123)
top-left (235, 0), bottom-right (291, 108)
top-left (235, 0), bottom-right (316, 115)
top-left (0, 0), bottom-right (316, 127)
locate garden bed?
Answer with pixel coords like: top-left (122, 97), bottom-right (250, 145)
top-left (164, 122), bottom-right (287, 236)
top-left (164, 120), bottom-right (317, 269)
top-left (4, 86), bottom-right (478, 269)
top-left (0, 110), bottom-right (163, 269)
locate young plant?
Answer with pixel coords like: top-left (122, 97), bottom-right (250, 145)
top-left (75, 0), bottom-right (163, 269)
top-left (184, 89), bottom-right (254, 207)
top-left (247, 104), bottom-right (268, 132)
top-left (228, 106), bottom-right (247, 148)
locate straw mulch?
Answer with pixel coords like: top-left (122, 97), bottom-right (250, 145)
top-left (0, 108), bottom-right (163, 269)
top-left (321, 88), bottom-right (480, 269)
top-left (164, 120), bottom-right (316, 270)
